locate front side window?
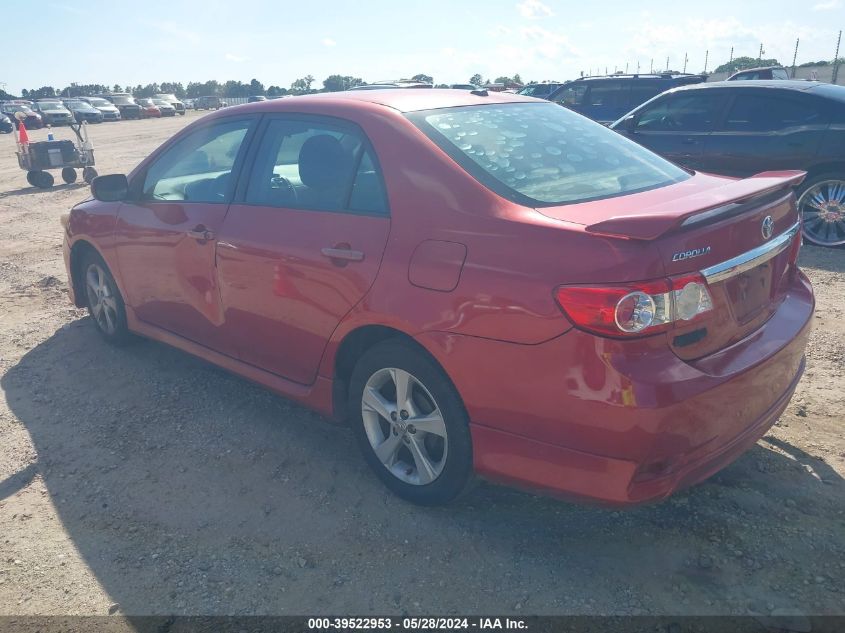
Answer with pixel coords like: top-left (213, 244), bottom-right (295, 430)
top-left (243, 118), bottom-right (388, 214)
top-left (141, 118), bottom-right (251, 203)
top-left (635, 93), bottom-right (725, 132)
top-left (723, 94), bottom-right (822, 132)
top-left (409, 102), bottom-right (688, 206)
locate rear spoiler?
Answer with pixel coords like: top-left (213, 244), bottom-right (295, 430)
top-left (585, 171), bottom-right (806, 240)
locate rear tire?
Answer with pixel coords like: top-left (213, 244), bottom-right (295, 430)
top-left (348, 340), bottom-right (473, 505)
top-left (79, 251), bottom-right (132, 345)
top-left (62, 167), bottom-right (77, 184)
top-left (34, 171), bottom-right (54, 188)
top-left (82, 167), bottom-right (98, 184)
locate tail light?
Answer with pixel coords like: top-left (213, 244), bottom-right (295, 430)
top-left (787, 230), bottom-right (802, 268)
top-left (555, 273), bottom-right (714, 338)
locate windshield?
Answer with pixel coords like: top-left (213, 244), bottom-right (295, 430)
top-left (156, 94), bottom-right (177, 101)
top-left (4, 105), bottom-right (32, 114)
top-left (408, 102), bottom-right (689, 206)
top-left (110, 95), bottom-right (136, 105)
top-left (87, 98), bottom-right (111, 107)
top-left (65, 101), bottom-right (89, 108)
top-left (38, 101), bottom-right (64, 109)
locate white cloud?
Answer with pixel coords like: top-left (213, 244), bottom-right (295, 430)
top-left (322, 38), bottom-right (337, 47)
top-left (148, 20), bottom-right (201, 45)
top-left (225, 53), bottom-right (248, 62)
top-left (813, 0), bottom-right (841, 8)
top-left (517, 0), bottom-right (553, 19)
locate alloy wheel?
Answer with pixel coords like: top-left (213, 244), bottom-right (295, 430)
top-left (84, 263), bottom-right (119, 335)
top-left (361, 367), bottom-right (448, 486)
top-left (798, 179), bottom-right (845, 247)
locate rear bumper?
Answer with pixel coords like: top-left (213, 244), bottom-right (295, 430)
top-left (417, 271), bottom-right (814, 505)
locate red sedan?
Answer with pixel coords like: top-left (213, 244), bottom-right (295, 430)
top-left (135, 98), bottom-right (162, 118)
top-left (62, 90), bottom-right (813, 506)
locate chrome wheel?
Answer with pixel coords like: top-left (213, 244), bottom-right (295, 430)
top-left (361, 367), bottom-right (448, 486)
top-left (798, 179), bottom-right (845, 246)
top-left (84, 263), bottom-right (119, 335)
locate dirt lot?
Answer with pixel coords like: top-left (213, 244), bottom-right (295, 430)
top-left (0, 113), bottom-right (843, 620)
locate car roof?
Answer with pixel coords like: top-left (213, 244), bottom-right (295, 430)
top-left (669, 79), bottom-right (823, 93)
top-left (730, 66), bottom-right (785, 73)
top-left (574, 73), bottom-right (704, 82)
top-left (229, 88), bottom-right (536, 114)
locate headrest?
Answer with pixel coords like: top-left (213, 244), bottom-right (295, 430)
top-left (298, 134), bottom-right (353, 189)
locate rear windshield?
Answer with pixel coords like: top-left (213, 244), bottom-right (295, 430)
top-left (408, 102), bottom-right (689, 206)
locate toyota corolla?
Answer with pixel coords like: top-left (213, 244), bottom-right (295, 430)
top-left (62, 90), bottom-right (813, 506)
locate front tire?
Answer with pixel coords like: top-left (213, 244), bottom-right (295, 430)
top-left (349, 340), bottom-right (473, 505)
top-left (80, 252), bottom-right (132, 345)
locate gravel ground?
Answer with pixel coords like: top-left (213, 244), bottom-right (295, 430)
top-left (0, 114), bottom-right (843, 619)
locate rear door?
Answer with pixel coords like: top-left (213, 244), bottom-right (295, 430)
top-left (115, 116), bottom-right (256, 355)
top-left (704, 90), bottom-right (828, 177)
top-left (216, 115), bottom-right (391, 385)
top-left (625, 91), bottom-right (729, 170)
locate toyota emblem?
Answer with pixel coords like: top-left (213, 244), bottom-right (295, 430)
top-left (761, 215), bottom-right (774, 240)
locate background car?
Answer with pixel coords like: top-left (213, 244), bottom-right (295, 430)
top-left (0, 103), bottom-right (43, 129)
top-left (151, 98), bottom-right (176, 116)
top-left (62, 99), bottom-right (104, 123)
top-left (154, 93), bottom-right (186, 115)
top-left (96, 93), bottom-right (142, 119)
top-left (549, 73), bottom-right (706, 124)
top-left (348, 81), bottom-right (433, 90)
top-left (135, 98), bottom-right (162, 118)
top-left (449, 83), bottom-right (480, 90)
top-left (0, 112), bottom-right (13, 133)
top-left (247, 95), bottom-right (267, 103)
top-left (517, 82), bottom-right (566, 98)
top-left (611, 80), bottom-right (845, 246)
top-left (79, 97), bottom-right (121, 121)
top-left (193, 96), bottom-right (228, 109)
top-left (183, 98), bottom-right (195, 110)
top-left (728, 66), bottom-right (790, 81)
top-left (32, 99), bottom-right (75, 126)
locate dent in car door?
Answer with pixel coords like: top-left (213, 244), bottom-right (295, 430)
top-left (115, 117), bottom-right (255, 355)
top-left (216, 116), bottom-right (391, 385)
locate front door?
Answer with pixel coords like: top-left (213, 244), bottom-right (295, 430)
top-left (217, 115), bottom-right (391, 384)
top-left (115, 116), bottom-right (255, 354)
top-left (625, 91), bottom-right (728, 171)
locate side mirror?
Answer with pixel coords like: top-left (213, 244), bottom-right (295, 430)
top-left (619, 115), bottom-right (636, 133)
top-left (91, 174), bottom-right (129, 202)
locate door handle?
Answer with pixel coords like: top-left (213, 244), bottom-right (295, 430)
top-left (321, 246), bottom-right (364, 263)
top-left (187, 227), bottom-right (215, 241)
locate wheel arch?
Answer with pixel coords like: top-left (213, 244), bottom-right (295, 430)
top-left (801, 162), bottom-right (845, 186)
top-left (68, 239), bottom-right (106, 308)
top-left (329, 324), bottom-right (465, 424)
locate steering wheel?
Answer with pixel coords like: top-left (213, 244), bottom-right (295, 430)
top-left (270, 175), bottom-right (298, 205)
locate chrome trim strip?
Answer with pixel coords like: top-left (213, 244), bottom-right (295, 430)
top-left (701, 222), bottom-right (799, 284)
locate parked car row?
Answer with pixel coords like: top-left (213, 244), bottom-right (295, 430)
top-left (0, 93), bottom-right (191, 131)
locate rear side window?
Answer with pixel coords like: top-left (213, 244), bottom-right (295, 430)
top-left (772, 69), bottom-right (790, 80)
top-left (243, 118), bottom-right (388, 215)
top-left (629, 82), bottom-right (664, 108)
top-left (636, 93), bottom-right (725, 132)
top-left (585, 81), bottom-right (629, 108)
top-left (409, 102), bottom-right (688, 206)
top-left (724, 94), bottom-right (823, 131)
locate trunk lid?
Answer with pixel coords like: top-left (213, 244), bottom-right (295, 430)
top-left (539, 170), bottom-right (805, 359)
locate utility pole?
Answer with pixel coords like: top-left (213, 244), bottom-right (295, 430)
top-left (683, 52), bottom-right (688, 73)
top-left (666, 56), bottom-right (670, 71)
top-left (650, 58), bottom-right (654, 73)
top-left (625, 62), bottom-right (629, 73)
top-left (637, 61), bottom-right (641, 74)
top-left (833, 30), bottom-right (842, 84)
top-left (791, 38), bottom-right (800, 78)
top-left (704, 50), bottom-right (709, 74)
top-left (729, 46), bottom-right (734, 66)
top-left (758, 42), bottom-right (764, 62)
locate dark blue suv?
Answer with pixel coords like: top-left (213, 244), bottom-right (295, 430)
top-left (548, 73), bottom-right (706, 124)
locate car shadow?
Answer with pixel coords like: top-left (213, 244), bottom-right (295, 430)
top-left (3, 320), bottom-right (843, 616)
top-left (0, 182), bottom-right (89, 197)
top-left (799, 244), bottom-right (845, 273)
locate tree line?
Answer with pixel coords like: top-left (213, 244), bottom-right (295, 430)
top-left (4, 72), bottom-right (532, 102)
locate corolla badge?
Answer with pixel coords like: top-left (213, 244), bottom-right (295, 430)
top-left (672, 246), bottom-right (711, 262)
top-left (761, 215), bottom-right (774, 240)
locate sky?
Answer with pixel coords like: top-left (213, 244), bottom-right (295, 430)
top-left (2, 0), bottom-right (843, 94)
